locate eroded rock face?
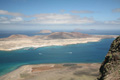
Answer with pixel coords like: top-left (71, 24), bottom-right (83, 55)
top-left (98, 36), bottom-right (120, 80)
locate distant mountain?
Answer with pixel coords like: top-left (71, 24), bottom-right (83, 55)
top-left (73, 28), bottom-right (82, 32)
top-left (38, 30), bottom-right (52, 34)
top-left (6, 32), bottom-right (118, 40)
top-left (3, 32), bottom-right (91, 40)
top-left (43, 32), bottom-right (91, 39)
top-left (8, 34), bottom-right (29, 39)
top-left (98, 36), bottom-right (120, 80)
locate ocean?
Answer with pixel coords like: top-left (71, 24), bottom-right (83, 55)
top-left (0, 30), bottom-right (119, 76)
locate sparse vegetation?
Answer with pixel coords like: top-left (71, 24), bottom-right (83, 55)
top-left (98, 36), bottom-right (120, 80)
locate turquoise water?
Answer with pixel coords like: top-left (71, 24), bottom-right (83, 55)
top-left (0, 38), bottom-right (114, 76)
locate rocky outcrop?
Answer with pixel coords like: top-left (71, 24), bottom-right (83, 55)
top-left (98, 36), bottom-right (120, 80)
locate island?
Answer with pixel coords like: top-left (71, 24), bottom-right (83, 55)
top-left (0, 32), bottom-right (118, 51)
top-left (38, 30), bottom-right (52, 34)
top-left (0, 34), bottom-right (119, 80)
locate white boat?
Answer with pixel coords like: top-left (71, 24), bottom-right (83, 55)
top-left (39, 53), bottom-right (42, 55)
top-left (68, 52), bottom-right (72, 54)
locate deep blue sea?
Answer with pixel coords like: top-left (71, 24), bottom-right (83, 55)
top-left (0, 30), bottom-right (119, 76)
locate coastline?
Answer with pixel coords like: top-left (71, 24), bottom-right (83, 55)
top-left (0, 37), bottom-right (115, 78)
top-left (0, 33), bottom-right (117, 80)
top-left (0, 31), bottom-right (118, 51)
top-left (0, 38), bottom-right (102, 51)
top-left (0, 63), bottom-right (101, 80)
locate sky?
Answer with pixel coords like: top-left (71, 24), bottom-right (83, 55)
top-left (0, 0), bottom-right (120, 31)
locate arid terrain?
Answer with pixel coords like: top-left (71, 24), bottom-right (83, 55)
top-left (0, 63), bottom-right (101, 80)
top-left (0, 32), bottom-right (117, 51)
top-left (0, 34), bottom-right (119, 80)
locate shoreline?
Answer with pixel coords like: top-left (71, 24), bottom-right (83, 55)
top-left (0, 32), bottom-right (118, 51)
top-left (0, 63), bottom-right (101, 80)
top-left (0, 37), bottom-right (102, 51)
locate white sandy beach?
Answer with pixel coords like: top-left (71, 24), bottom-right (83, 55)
top-left (0, 38), bottom-right (101, 51)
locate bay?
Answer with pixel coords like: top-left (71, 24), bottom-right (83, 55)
top-left (0, 38), bottom-right (114, 76)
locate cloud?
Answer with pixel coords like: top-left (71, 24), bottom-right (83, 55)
top-left (0, 10), bottom-right (95, 24)
top-left (10, 17), bottom-right (23, 22)
top-left (104, 21), bottom-right (120, 24)
top-left (117, 18), bottom-right (120, 20)
top-left (104, 18), bottom-right (120, 24)
top-left (112, 8), bottom-right (120, 13)
top-left (31, 13), bottom-right (95, 24)
top-left (0, 17), bottom-right (10, 23)
top-left (71, 10), bottom-right (94, 13)
top-left (0, 10), bottom-right (25, 16)
top-left (0, 17), bottom-right (23, 23)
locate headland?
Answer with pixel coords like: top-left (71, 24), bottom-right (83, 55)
top-left (0, 32), bottom-right (118, 51)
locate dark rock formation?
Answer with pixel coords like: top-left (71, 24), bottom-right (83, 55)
top-left (98, 36), bottom-right (120, 80)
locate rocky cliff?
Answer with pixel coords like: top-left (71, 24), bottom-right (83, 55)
top-left (98, 36), bottom-right (120, 80)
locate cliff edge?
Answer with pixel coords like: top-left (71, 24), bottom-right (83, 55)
top-left (98, 36), bottom-right (120, 80)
